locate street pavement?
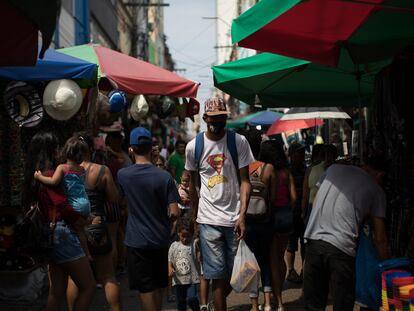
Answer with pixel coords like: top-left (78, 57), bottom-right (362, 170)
top-left (0, 254), bottom-right (358, 310)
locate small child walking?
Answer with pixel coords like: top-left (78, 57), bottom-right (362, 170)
top-left (168, 218), bottom-right (200, 311)
top-left (34, 136), bottom-right (91, 258)
top-left (177, 171), bottom-right (191, 218)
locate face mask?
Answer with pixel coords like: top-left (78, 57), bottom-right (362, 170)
top-left (207, 121), bottom-right (226, 134)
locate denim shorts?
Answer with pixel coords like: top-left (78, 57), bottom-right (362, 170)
top-left (52, 222), bottom-right (85, 264)
top-left (199, 224), bottom-right (238, 280)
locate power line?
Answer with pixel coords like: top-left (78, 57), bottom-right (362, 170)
top-left (173, 54), bottom-right (216, 68)
top-left (170, 46), bottom-right (216, 67)
top-left (174, 20), bottom-right (216, 51)
top-left (186, 64), bottom-right (213, 75)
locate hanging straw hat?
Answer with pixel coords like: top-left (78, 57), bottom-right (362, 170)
top-left (130, 95), bottom-right (149, 121)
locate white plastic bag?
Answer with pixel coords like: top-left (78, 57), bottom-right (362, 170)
top-left (230, 239), bottom-right (261, 293)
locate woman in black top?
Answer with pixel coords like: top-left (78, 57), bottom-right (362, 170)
top-left (66, 132), bottom-right (122, 311)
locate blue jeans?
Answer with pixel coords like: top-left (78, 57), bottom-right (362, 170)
top-left (199, 224), bottom-right (238, 279)
top-left (175, 284), bottom-right (200, 311)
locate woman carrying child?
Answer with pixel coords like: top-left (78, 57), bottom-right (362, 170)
top-left (34, 136), bottom-right (92, 259)
top-left (24, 132), bottom-right (95, 311)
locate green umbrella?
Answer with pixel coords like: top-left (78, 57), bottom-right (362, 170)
top-left (213, 52), bottom-right (389, 108)
top-left (232, 0), bottom-right (414, 67)
top-left (226, 111), bottom-right (263, 129)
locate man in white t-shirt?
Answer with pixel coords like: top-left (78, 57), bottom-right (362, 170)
top-left (185, 97), bottom-right (254, 311)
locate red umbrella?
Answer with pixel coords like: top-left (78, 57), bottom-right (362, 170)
top-left (60, 44), bottom-right (199, 98)
top-left (266, 119), bottom-right (323, 136)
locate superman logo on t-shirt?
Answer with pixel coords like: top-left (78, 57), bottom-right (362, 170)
top-left (206, 153), bottom-right (228, 189)
top-left (207, 153), bottom-right (226, 175)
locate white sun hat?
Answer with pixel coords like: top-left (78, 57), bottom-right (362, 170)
top-left (43, 79), bottom-right (83, 121)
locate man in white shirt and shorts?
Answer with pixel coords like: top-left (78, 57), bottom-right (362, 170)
top-left (185, 97), bottom-right (254, 311)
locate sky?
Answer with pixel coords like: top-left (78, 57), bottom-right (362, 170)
top-left (164, 0), bottom-right (217, 121)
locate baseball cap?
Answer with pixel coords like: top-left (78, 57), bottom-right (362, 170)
top-left (129, 127), bottom-right (152, 145)
top-left (204, 97), bottom-right (230, 116)
top-left (288, 142), bottom-right (305, 156)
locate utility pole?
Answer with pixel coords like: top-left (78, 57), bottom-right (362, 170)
top-left (129, 0), bottom-right (150, 61)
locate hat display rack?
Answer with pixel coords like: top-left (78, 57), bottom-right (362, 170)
top-left (0, 76), bottom-right (201, 209)
top-left (2, 79), bottom-right (201, 129)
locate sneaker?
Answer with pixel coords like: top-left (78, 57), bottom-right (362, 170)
top-left (207, 301), bottom-right (215, 311)
top-left (263, 305), bottom-right (272, 311)
top-left (286, 269), bottom-right (302, 284)
top-left (200, 306), bottom-right (208, 311)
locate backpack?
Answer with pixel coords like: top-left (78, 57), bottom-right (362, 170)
top-left (194, 130), bottom-right (239, 177)
top-left (15, 203), bottom-right (56, 263)
top-left (246, 163), bottom-right (270, 222)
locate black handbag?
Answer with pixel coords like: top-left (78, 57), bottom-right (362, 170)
top-left (84, 222), bottom-right (112, 256)
top-left (15, 204), bottom-right (56, 262)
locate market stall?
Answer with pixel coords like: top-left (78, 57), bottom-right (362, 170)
top-left (0, 45), bottom-right (200, 304)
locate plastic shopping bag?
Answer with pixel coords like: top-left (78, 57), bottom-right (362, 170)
top-left (230, 239), bottom-right (260, 293)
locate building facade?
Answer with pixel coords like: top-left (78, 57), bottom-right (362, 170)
top-left (215, 0), bottom-right (257, 116)
top-left (53, 0), bottom-right (172, 67)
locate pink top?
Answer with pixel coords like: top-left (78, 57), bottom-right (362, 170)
top-left (273, 169), bottom-right (290, 207)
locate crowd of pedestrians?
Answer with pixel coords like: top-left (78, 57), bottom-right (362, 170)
top-left (21, 96), bottom-right (389, 311)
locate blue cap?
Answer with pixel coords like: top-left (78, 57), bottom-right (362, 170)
top-left (130, 127), bottom-right (152, 145)
top-left (108, 90), bottom-right (128, 113)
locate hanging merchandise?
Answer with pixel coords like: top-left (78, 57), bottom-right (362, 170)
top-left (130, 95), bottom-right (149, 121)
top-left (4, 81), bottom-right (43, 127)
top-left (157, 96), bottom-right (176, 119)
top-left (174, 98), bottom-right (188, 122)
top-left (107, 90), bottom-right (128, 113)
top-left (187, 98), bottom-right (200, 121)
top-left (96, 92), bottom-right (119, 126)
top-left (43, 79), bottom-right (83, 121)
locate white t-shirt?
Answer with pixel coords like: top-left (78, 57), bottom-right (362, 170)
top-left (185, 132), bottom-right (254, 226)
top-left (304, 164), bottom-right (386, 256)
top-left (168, 241), bottom-right (200, 286)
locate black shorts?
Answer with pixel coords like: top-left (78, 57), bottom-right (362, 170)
top-left (272, 206), bottom-right (294, 235)
top-left (127, 246), bottom-right (168, 293)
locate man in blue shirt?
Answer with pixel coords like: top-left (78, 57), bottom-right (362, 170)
top-left (118, 127), bottom-right (180, 311)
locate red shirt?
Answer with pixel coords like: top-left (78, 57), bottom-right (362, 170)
top-left (37, 170), bottom-right (80, 225)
